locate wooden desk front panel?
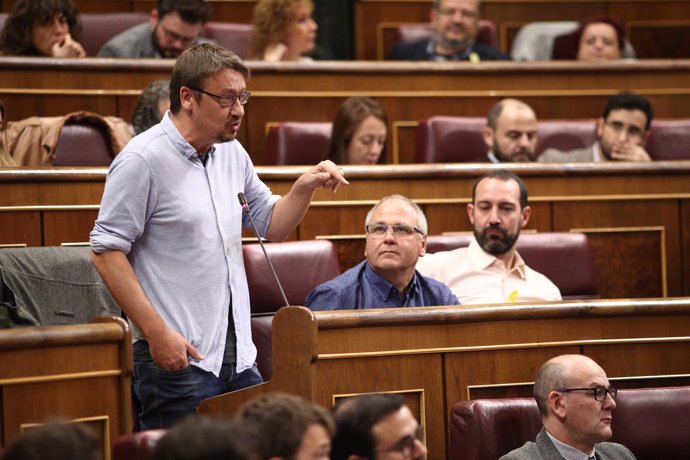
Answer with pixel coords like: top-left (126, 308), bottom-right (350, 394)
top-left (312, 355), bottom-right (446, 460)
top-left (199, 301), bottom-right (690, 460)
top-left (1, 166), bottom-right (688, 295)
top-left (0, 318), bottom-right (132, 457)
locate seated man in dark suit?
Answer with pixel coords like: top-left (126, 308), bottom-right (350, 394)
top-left (501, 354), bottom-right (636, 460)
top-left (539, 92), bottom-right (653, 162)
top-left (305, 194), bottom-right (459, 310)
top-left (387, 0), bottom-right (509, 62)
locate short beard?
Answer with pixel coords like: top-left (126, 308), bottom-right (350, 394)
top-left (493, 141), bottom-right (534, 162)
top-left (474, 225), bottom-right (519, 255)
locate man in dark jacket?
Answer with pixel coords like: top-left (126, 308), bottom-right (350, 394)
top-left (387, 0), bottom-right (509, 62)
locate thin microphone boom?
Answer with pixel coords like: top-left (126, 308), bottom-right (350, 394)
top-left (237, 192), bottom-right (290, 307)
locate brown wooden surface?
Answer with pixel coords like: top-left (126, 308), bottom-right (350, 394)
top-left (2, 163), bottom-right (687, 294)
top-left (198, 299), bottom-right (690, 460)
top-left (2, 59), bottom-right (690, 164)
top-left (0, 316), bottom-right (132, 458)
top-left (354, 0), bottom-right (690, 59)
top-left (69, 0), bottom-right (257, 21)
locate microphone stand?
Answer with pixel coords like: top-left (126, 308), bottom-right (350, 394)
top-left (237, 193), bottom-right (290, 307)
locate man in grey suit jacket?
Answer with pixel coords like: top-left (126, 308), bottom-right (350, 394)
top-left (501, 355), bottom-right (636, 460)
top-left (539, 92), bottom-right (653, 163)
top-left (98, 0), bottom-right (210, 58)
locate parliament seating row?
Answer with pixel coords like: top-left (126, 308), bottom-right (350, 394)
top-left (111, 385), bottom-right (690, 460)
top-left (0, 12), bottom-right (251, 59)
top-left (242, 233), bottom-right (598, 380)
top-left (263, 118), bottom-right (690, 165)
top-left (21, 115), bottom-right (690, 167)
top-left (450, 386), bottom-right (690, 460)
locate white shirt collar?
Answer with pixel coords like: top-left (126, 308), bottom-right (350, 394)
top-left (546, 430), bottom-right (596, 460)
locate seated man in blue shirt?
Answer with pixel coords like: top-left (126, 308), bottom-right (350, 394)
top-left (305, 195), bottom-right (459, 310)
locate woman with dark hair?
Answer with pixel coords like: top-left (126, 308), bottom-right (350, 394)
top-left (575, 16), bottom-right (626, 61)
top-left (248, 0), bottom-right (318, 61)
top-left (327, 97), bottom-right (388, 165)
top-left (0, 0), bottom-right (85, 57)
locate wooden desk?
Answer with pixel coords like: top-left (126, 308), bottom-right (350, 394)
top-left (198, 299), bottom-right (690, 460)
top-left (1, 163), bottom-right (689, 296)
top-left (0, 316), bottom-right (132, 459)
top-left (2, 59), bottom-right (690, 164)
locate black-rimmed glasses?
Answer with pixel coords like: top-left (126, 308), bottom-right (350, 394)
top-left (365, 224), bottom-right (424, 239)
top-left (187, 86), bottom-right (251, 107)
top-left (557, 386), bottom-right (617, 402)
top-left (377, 425), bottom-right (424, 459)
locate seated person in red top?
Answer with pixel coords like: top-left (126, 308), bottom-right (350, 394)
top-left (387, 0), bottom-right (509, 62)
top-left (306, 194), bottom-right (459, 310)
top-left (0, 0), bottom-right (85, 57)
top-left (539, 92), bottom-right (653, 162)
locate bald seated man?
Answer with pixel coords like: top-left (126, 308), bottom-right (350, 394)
top-left (500, 354), bottom-right (636, 460)
top-left (484, 98), bottom-right (538, 163)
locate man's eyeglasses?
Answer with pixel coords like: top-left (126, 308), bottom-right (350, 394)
top-left (160, 24), bottom-right (196, 45)
top-left (436, 8), bottom-right (477, 19)
top-left (557, 386), bottom-right (617, 402)
top-left (604, 120), bottom-right (645, 139)
top-left (377, 425), bottom-right (424, 459)
top-left (187, 86), bottom-right (251, 107)
top-left (365, 224), bottom-right (424, 239)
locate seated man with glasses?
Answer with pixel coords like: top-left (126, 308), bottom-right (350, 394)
top-left (387, 0), bottom-right (509, 62)
top-left (539, 92), bottom-right (653, 162)
top-left (501, 354), bottom-right (636, 460)
top-left (305, 194), bottom-right (459, 310)
top-left (98, 0), bottom-right (210, 58)
top-left (331, 393), bottom-right (427, 460)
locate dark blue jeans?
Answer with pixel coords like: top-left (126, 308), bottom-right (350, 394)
top-left (132, 340), bottom-right (263, 430)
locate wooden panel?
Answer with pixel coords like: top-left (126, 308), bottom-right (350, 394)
top-left (552, 200), bottom-right (681, 296)
top-left (629, 22), bottom-right (690, 59)
top-left (0, 317), bottom-right (132, 458)
top-left (0, 211), bottom-right (42, 247)
top-left (72, 0), bottom-right (256, 21)
top-left (578, 228), bottom-right (665, 299)
top-left (43, 210), bottom-right (99, 246)
top-left (314, 355), bottom-right (445, 460)
top-left (683, 200), bottom-right (690, 295)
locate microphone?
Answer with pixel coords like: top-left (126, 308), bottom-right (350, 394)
top-left (237, 192), bottom-right (290, 307)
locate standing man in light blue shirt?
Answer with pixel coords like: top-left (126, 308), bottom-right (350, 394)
top-left (90, 42), bottom-right (347, 429)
